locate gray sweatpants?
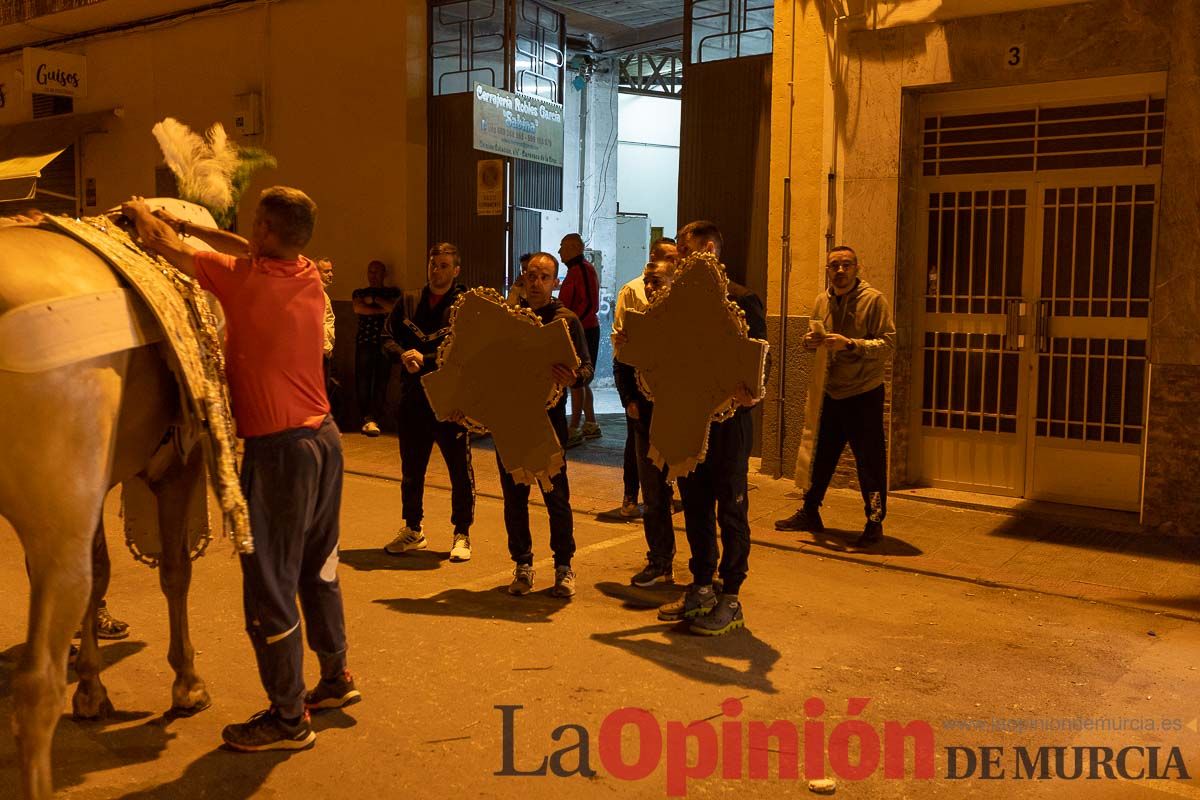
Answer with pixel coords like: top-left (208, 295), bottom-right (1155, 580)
top-left (239, 416), bottom-right (348, 719)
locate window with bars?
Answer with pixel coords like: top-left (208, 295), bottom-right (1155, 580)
top-left (926, 189), bottom-right (1025, 315)
top-left (430, 0), bottom-right (563, 100)
top-left (1040, 184), bottom-right (1154, 319)
top-left (619, 53), bottom-right (683, 97)
top-left (430, 0), bottom-right (505, 96)
top-left (688, 0), bottom-right (773, 64)
top-left (1036, 338), bottom-right (1145, 445)
top-left (922, 99), bottom-right (1164, 177)
top-left (514, 0), bottom-right (564, 101)
top-left (922, 332), bottom-right (1020, 434)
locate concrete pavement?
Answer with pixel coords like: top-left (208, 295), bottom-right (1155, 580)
top-left (345, 414), bottom-right (1200, 622)
top-left (0, 415), bottom-right (1197, 799)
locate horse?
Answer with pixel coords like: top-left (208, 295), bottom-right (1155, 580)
top-left (0, 201), bottom-right (220, 799)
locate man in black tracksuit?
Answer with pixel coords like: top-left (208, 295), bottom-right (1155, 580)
top-left (658, 221), bottom-right (768, 637)
top-left (380, 243), bottom-right (476, 562)
top-left (503, 252), bottom-right (594, 599)
top-left (614, 258), bottom-right (678, 587)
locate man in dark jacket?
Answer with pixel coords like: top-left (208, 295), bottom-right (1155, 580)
top-left (380, 243), bottom-right (476, 562)
top-left (614, 257), bottom-right (678, 587)
top-left (503, 252), bottom-right (594, 598)
top-left (657, 221), bottom-right (767, 637)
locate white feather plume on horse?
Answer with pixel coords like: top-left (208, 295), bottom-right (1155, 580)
top-left (151, 117), bottom-right (275, 229)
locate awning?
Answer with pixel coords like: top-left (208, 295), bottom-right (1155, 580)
top-left (0, 108), bottom-right (122, 204)
top-left (0, 149), bottom-right (65, 202)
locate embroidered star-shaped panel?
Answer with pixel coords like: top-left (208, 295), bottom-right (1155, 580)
top-left (422, 289), bottom-right (580, 489)
top-left (617, 253), bottom-right (768, 477)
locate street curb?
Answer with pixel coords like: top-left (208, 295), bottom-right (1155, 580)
top-left (766, 535), bottom-right (1200, 624)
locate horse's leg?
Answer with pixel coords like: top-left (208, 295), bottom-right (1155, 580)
top-left (155, 447), bottom-right (211, 714)
top-left (12, 514), bottom-right (98, 800)
top-left (72, 521), bottom-right (114, 720)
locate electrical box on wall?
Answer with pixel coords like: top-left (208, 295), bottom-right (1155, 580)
top-left (234, 92), bottom-right (261, 136)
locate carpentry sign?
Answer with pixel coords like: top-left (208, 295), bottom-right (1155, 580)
top-left (473, 82), bottom-right (564, 168)
top-left (22, 47), bottom-right (87, 98)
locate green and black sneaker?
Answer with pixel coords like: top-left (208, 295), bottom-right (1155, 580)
top-left (657, 583), bottom-right (717, 622)
top-left (689, 594), bottom-right (745, 636)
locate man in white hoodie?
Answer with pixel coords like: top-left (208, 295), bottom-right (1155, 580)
top-left (775, 245), bottom-right (896, 547)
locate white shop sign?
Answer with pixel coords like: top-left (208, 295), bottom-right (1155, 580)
top-left (22, 47), bottom-right (87, 98)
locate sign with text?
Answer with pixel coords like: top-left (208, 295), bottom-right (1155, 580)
top-left (477, 159), bottom-right (505, 216)
top-left (23, 47), bottom-right (87, 98)
top-left (473, 83), bottom-right (563, 168)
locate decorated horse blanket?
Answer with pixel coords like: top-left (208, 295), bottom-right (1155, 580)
top-left (41, 214), bottom-right (252, 556)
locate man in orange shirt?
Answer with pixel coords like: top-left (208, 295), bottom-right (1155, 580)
top-left (123, 187), bottom-right (356, 752)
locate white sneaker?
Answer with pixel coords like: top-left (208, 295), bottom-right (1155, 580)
top-left (449, 533), bottom-right (472, 562)
top-left (384, 526), bottom-right (426, 554)
top-left (361, 420), bottom-right (381, 437)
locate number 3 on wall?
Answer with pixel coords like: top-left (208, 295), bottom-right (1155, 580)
top-left (1006, 45), bottom-right (1023, 68)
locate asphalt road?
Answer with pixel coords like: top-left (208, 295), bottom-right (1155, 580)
top-left (2, 467), bottom-right (1199, 799)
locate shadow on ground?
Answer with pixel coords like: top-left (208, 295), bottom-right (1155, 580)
top-left (591, 623), bottom-right (780, 694)
top-left (755, 531), bottom-right (923, 558)
top-left (595, 581), bottom-right (682, 610)
top-left (1114, 594), bottom-right (1200, 615)
top-left (0, 640), bottom-right (148, 701)
top-left (375, 587), bottom-right (569, 623)
top-left (113, 745), bottom-right (295, 799)
top-left (340, 548), bottom-right (448, 572)
top-left (986, 514), bottom-right (1200, 563)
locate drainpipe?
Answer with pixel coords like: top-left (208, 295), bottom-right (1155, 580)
top-left (774, 0), bottom-right (799, 480)
top-left (577, 75), bottom-right (589, 235)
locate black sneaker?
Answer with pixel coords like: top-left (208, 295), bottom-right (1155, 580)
top-left (853, 521), bottom-right (883, 548)
top-left (305, 670), bottom-right (361, 711)
top-left (657, 584), bottom-right (717, 621)
top-left (222, 708), bottom-right (316, 752)
top-left (96, 605), bottom-right (130, 640)
top-left (631, 562), bottom-right (674, 588)
top-left (774, 506), bottom-right (824, 532)
top-left (689, 595), bottom-right (745, 636)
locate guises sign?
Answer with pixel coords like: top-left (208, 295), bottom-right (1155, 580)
top-left (23, 47), bottom-right (87, 98)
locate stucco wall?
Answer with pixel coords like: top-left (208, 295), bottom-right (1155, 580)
top-left (0, 0), bottom-right (429, 297)
top-left (767, 0), bottom-right (1199, 532)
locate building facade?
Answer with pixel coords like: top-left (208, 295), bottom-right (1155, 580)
top-left (762, 0), bottom-right (1199, 534)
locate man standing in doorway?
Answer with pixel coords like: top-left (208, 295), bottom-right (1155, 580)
top-left (613, 237), bottom-right (677, 519)
top-left (500, 252), bottom-right (593, 597)
top-left (775, 245), bottom-right (896, 547)
top-left (352, 260), bottom-right (399, 437)
top-left (380, 243), bottom-right (475, 562)
top-left (657, 221), bottom-right (765, 636)
top-left (317, 258), bottom-right (341, 419)
top-left (614, 257), bottom-right (680, 586)
top-left (557, 233), bottom-right (601, 446)
top-left (123, 187), bottom-right (357, 752)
